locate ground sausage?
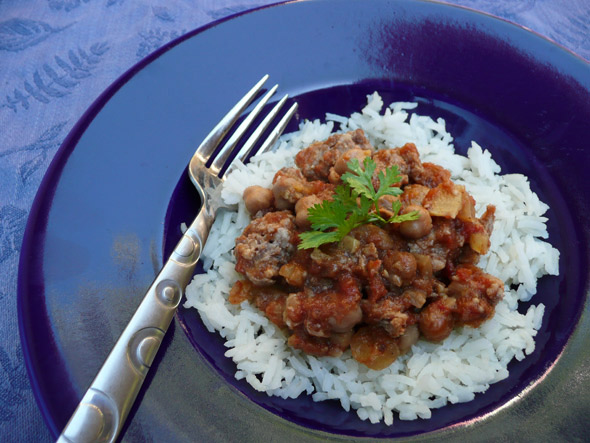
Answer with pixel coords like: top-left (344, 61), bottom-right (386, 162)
top-left (234, 211), bottom-right (298, 285)
top-left (295, 129), bottom-right (374, 181)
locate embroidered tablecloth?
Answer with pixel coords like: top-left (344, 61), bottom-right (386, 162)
top-left (1, 0), bottom-right (588, 441)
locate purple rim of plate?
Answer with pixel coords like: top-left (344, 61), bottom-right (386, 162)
top-left (17, 0), bottom-right (282, 436)
top-left (18, 0), bottom-right (590, 441)
top-left (16, 2), bottom-right (287, 438)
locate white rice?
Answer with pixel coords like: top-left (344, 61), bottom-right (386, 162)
top-left (184, 92), bottom-right (560, 425)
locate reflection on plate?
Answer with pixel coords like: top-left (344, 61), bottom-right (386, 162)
top-left (19, 0), bottom-right (590, 441)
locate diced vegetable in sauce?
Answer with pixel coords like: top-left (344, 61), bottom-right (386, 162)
top-left (233, 129), bottom-right (503, 370)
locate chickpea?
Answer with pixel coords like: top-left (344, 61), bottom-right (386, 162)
top-left (383, 251), bottom-right (417, 286)
top-left (328, 304), bottom-right (362, 333)
top-left (397, 324), bottom-right (419, 354)
top-left (294, 194), bottom-right (321, 229)
top-left (418, 298), bottom-right (456, 342)
top-left (350, 325), bottom-right (400, 370)
top-left (329, 331), bottom-right (354, 351)
top-left (399, 205), bottom-right (432, 239)
top-left (271, 167), bottom-right (313, 209)
top-left (243, 185), bottom-right (273, 215)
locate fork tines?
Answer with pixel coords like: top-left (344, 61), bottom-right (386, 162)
top-left (195, 75), bottom-right (298, 178)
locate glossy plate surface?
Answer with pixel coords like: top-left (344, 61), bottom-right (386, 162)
top-left (18, 0), bottom-right (590, 441)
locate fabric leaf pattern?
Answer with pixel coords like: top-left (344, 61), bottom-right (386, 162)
top-left (0, 206), bottom-right (27, 265)
top-left (19, 123), bottom-right (68, 183)
top-left (0, 347), bottom-right (30, 423)
top-left (0, 18), bottom-right (68, 52)
top-left (136, 28), bottom-right (184, 59)
top-left (47, 0), bottom-right (96, 11)
top-left (2, 42), bottom-right (109, 112)
top-left (0, 122), bottom-right (67, 184)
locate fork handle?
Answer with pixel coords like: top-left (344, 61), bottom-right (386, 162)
top-left (57, 209), bottom-right (210, 443)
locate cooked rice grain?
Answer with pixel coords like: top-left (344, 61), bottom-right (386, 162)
top-left (184, 93), bottom-right (560, 424)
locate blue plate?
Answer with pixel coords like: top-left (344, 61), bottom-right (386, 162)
top-left (18, 0), bottom-right (590, 440)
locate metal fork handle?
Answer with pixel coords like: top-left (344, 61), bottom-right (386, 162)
top-left (57, 207), bottom-right (211, 443)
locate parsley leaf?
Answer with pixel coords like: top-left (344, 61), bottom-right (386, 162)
top-left (298, 230), bottom-right (342, 249)
top-left (341, 158), bottom-right (377, 200)
top-left (298, 157), bottom-right (420, 250)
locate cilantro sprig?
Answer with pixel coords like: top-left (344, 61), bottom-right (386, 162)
top-left (298, 157), bottom-right (419, 250)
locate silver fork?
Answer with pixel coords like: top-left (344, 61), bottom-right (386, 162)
top-left (57, 75), bottom-right (298, 443)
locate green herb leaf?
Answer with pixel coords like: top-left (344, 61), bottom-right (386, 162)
top-left (307, 186), bottom-right (355, 231)
top-left (374, 166), bottom-right (404, 199)
top-left (298, 230), bottom-right (343, 249)
top-left (341, 158), bottom-right (376, 200)
top-left (389, 210), bottom-right (420, 224)
top-left (297, 156), bottom-right (420, 250)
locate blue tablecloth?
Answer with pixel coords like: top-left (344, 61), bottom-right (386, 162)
top-left (1, 0), bottom-right (588, 441)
